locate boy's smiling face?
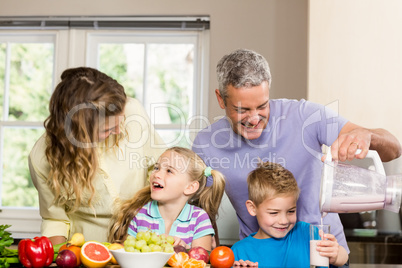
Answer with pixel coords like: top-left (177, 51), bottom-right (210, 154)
top-left (246, 195), bottom-right (297, 239)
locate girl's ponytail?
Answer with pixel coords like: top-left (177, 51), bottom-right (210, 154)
top-left (194, 168), bottom-right (226, 246)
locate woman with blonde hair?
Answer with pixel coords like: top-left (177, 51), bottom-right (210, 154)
top-left (109, 147), bottom-right (226, 251)
top-left (29, 67), bottom-right (165, 245)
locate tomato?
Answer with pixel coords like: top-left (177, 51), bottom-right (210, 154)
top-left (209, 246), bottom-right (235, 268)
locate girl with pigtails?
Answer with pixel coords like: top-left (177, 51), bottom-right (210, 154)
top-left (108, 147), bottom-right (226, 251)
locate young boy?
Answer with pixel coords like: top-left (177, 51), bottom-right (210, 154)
top-left (231, 162), bottom-right (349, 267)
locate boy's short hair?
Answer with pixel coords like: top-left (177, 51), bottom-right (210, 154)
top-left (247, 161), bottom-right (300, 206)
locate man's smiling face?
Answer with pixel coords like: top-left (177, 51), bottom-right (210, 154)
top-left (216, 81), bottom-right (270, 140)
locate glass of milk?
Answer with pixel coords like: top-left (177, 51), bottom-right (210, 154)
top-left (309, 224), bottom-right (330, 267)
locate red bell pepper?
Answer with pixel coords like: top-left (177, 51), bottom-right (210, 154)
top-left (18, 236), bottom-right (54, 268)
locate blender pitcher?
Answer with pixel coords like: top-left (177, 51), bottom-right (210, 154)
top-left (320, 148), bottom-right (402, 214)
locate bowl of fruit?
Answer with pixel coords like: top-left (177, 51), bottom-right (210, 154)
top-left (109, 231), bottom-right (175, 268)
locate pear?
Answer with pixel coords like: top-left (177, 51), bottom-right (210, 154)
top-left (67, 232), bottom-right (85, 247)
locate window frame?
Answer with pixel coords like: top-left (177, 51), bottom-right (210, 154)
top-left (0, 32), bottom-right (59, 238)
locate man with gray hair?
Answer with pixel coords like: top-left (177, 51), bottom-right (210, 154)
top-left (192, 49), bottom-right (401, 266)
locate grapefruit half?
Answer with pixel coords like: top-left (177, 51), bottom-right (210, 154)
top-left (80, 241), bottom-right (112, 268)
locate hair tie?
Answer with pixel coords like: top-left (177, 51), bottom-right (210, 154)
top-left (204, 166), bottom-right (212, 177)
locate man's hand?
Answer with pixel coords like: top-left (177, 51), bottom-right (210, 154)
top-left (330, 126), bottom-right (371, 162)
top-left (330, 122), bottom-right (401, 162)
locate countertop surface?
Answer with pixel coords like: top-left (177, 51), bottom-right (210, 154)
top-left (345, 229), bottom-right (402, 243)
top-left (350, 265), bottom-right (402, 268)
top-left (5, 262), bottom-right (392, 268)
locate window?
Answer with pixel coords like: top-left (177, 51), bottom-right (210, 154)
top-left (0, 16), bottom-right (209, 237)
top-left (87, 31), bottom-right (209, 147)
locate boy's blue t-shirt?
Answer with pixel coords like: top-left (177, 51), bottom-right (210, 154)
top-left (231, 221), bottom-right (311, 268)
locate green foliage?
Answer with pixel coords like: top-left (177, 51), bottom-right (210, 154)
top-left (9, 43), bottom-right (52, 121)
top-left (0, 225), bottom-right (13, 254)
top-left (156, 69), bottom-right (189, 124)
top-left (99, 44), bottom-right (139, 98)
top-left (1, 43), bottom-right (52, 207)
top-left (0, 224), bottom-right (18, 267)
top-left (2, 128), bottom-right (43, 207)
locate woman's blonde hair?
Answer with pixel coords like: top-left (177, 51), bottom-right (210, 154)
top-left (108, 147), bottom-right (226, 243)
top-left (44, 67), bottom-right (127, 212)
top-left (247, 161), bottom-right (300, 207)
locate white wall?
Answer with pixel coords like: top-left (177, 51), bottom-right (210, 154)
top-left (308, 0), bottom-right (402, 234)
top-left (308, 0), bottom-right (402, 150)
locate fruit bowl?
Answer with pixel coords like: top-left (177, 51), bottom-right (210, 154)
top-left (109, 248), bottom-right (174, 268)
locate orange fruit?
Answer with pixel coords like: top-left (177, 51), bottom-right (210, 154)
top-left (59, 244), bottom-right (82, 266)
top-left (167, 251), bottom-right (189, 267)
top-left (107, 243), bottom-right (124, 264)
top-left (80, 241), bottom-right (112, 268)
top-left (182, 258), bottom-right (206, 268)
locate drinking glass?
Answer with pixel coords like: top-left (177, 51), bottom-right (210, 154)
top-left (310, 224), bottom-right (330, 267)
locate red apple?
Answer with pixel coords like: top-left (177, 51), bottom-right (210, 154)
top-left (188, 246), bottom-right (209, 264)
top-left (56, 249), bottom-right (78, 268)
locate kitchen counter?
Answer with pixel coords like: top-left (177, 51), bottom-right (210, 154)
top-left (345, 229), bottom-right (402, 264)
top-left (9, 264), bottom-right (402, 268)
top-left (350, 265), bottom-right (402, 268)
top-left (345, 229), bottom-right (402, 243)
top-left (8, 262), bottom-right (402, 268)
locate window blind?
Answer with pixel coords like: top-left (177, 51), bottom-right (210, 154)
top-left (0, 16), bottom-right (210, 30)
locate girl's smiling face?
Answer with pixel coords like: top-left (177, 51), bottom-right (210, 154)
top-left (246, 195), bottom-right (297, 239)
top-left (150, 150), bottom-right (198, 204)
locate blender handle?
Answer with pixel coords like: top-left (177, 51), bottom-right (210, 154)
top-left (326, 148), bottom-right (386, 175)
top-left (357, 149), bottom-right (386, 176)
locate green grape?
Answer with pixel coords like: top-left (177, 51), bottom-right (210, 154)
top-left (141, 245), bottom-right (151, 252)
top-left (163, 244), bottom-right (174, 253)
top-left (124, 238), bottom-right (136, 248)
top-left (126, 235), bottom-right (136, 241)
top-left (123, 230), bottom-right (176, 254)
top-left (159, 234), bottom-right (167, 240)
top-left (152, 245), bottom-right (162, 252)
top-left (135, 239), bottom-right (147, 250)
top-left (143, 230), bottom-right (151, 243)
top-left (159, 241), bottom-right (168, 248)
top-left (124, 246), bottom-right (135, 252)
top-left (166, 235), bottom-right (175, 245)
top-left (136, 231), bottom-right (145, 241)
top-left (150, 232), bottom-right (160, 245)
top-left (158, 234), bottom-right (167, 245)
